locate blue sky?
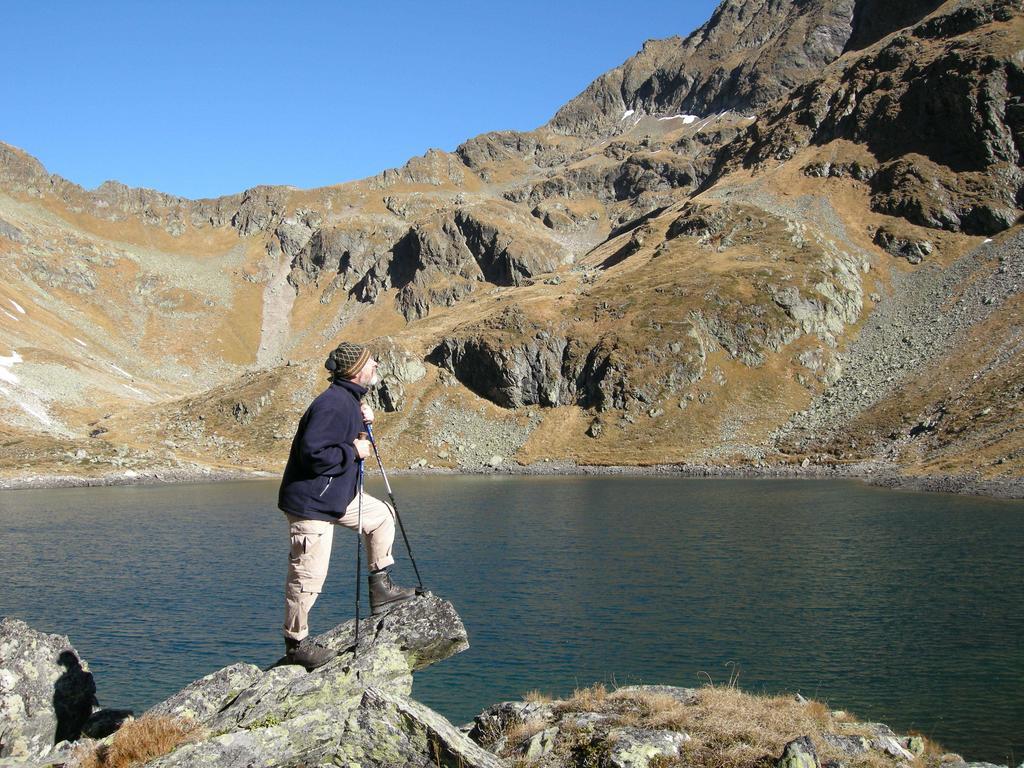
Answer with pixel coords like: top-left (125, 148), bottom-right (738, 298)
top-left (2, 1), bottom-right (720, 200)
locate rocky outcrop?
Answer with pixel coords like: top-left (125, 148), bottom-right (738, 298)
top-left (429, 307), bottom-right (708, 411)
top-left (370, 148), bottom-right (471, 188)
top-left (873, 226), bottom-right (934, 263)
top-left (365, 337), bottom-right (429, 413)
top-left (355, 203), bottom-right (571, 320)
top-left (135, 594), bottom-right (500, 768)
top-left (0, 617), bottom-right (98, 760)
top-left (8, 596), bottom-right (501, 768)
top-left (288, 217), bottom-right (408, 294)
top-left (714, 0), bottom-right (1023, 235)
top-left (548, 0), bottom-right (859, 138)
top-left (455, 131), bottom-right (580, 178)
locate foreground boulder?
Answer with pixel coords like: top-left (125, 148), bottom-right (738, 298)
top-left (0, 617), bottom-right (97, 761)
top-left (138, 593), bottom-right (503, 768)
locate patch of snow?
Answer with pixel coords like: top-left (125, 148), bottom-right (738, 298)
top-left (746, 115), bottom-right (757, 122)
top-left (16, 398), bottom-right (53, 426)
top-left (2, 310), bottom-right (17, 322)
top-left (0, 380), bottom-right (55, 428)
top-left (0, 351), bottom-right (22, 384)
top-left (74, 337), bottom-right (88, 347)
top-left (110, 364), bottom-right (132, 378)
top-left (9, 299), bottom-right (25, 314)
top-left (621, 109), bottom-right (635, 120)
top-left (657, 114), bottom-right (699, 124)
top-left (984, 238), bottom-right (993, 243)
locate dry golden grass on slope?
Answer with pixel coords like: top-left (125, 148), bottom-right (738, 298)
top-left (69, 716), bottom-right (203, 768)
top-left (502, 683), bottom-right (940, 768)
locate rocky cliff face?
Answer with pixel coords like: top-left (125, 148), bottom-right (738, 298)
top-left (548, 0), bottom-right (860, 138)
top-left (711, 0), bottom-right (1023, 235)
top-left (1, 0), bottom-right (1022, 491)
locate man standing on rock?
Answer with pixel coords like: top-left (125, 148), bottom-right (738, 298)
top-left (277, 341), bottom-right (417, 670)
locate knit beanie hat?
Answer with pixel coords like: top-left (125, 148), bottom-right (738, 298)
top-left (325, 342), bottom-right (371, 379)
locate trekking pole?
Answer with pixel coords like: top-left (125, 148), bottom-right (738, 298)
top-left (364, 423), bottom-right (424, 592)
top-left (354, 441), bottom-right (365, 656)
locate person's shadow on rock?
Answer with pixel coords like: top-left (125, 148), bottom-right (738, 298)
top-left (52, 650), bottom-right (97, 744)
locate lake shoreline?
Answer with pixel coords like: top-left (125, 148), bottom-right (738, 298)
top-left (2, 460), bottom-right (1022, 500)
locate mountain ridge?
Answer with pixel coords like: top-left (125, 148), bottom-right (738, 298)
top-left (1, 0), bottom-right (1021, 495)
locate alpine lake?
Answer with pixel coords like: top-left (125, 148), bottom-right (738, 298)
top-left (1, 476), bottom-right (1021, 764)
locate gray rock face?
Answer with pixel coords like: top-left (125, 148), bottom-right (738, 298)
top-left (548, 0), bottom-right (858, 138)
top-left (873, 227), bottom-right (934, 264)
top-left (229, 186), bottom-right (289, 236)
top-left (429, 305), bottom-right (709, 412)
top-left (313, 591), bottom-right (469, 670)
top-left (365, 337), bottom-right (428, 413)
top-left (470, 700), bottom-right (557, 750)
top-left (777, 736), bottom-right (821, 768)
top-left (607, 726), bottom-right (690, 768)
top-left (145, 662), bottom-right (263, 724)
top-left (719, 0), bottom-right (1022, 235)
top-left (287, 217), bottom-right (407, 292)
top-left (371, 148), bottom-right (469, 188)
top-left (0, 217), bottom-right (27, 243)
top-left (0, 617), bottom-right (98, 760)
top-left (355, 203), bottom-right (569, 320)
top-left (821, 732), bottom-right (871, 755)
top-left (140, 593), bottom-right (492, 768)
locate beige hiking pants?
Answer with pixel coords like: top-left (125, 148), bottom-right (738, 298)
top-left (283, 491), bottom-right (396, 641)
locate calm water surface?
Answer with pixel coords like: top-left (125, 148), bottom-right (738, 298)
top-left (1, 477), bottom-right (1021, 764)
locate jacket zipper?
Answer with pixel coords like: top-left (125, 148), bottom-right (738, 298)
top-left (319, 477), bottom-right (333, 496)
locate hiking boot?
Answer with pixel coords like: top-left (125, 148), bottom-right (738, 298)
top-left (369, 569), bottom-right (417, 616)
top-left (284, 637), bottom-right (336, 670)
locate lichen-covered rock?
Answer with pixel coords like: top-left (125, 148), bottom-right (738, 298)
top-left (145, 662), bottom-right (262, 725)
top-left (607, 726), bottom-right (691, 768)
top-left (470, 700), bottom-right (557, 748)
top-left (209, 643), bottom-right (411, 733)
top-left (352, 687), bottom-right (506, 768)
top-left (521, 726), bottom-right (559, 759)
top-left (313, 591), bottom-right (469, 671)
top-left (0, 617), bottom-right (97, 760)
top-left (144, 703), bottom-right (357, 768)
top-left (141, 594), bottom-right (480, 768)
top-left (777, 736), bottom-right (821, 768)
top-left (904, 735), bottom-right (927, 756)
top-left (872, 734), bottom-right (915, 760)
top-left (821, 732), bottom-right (870, 755)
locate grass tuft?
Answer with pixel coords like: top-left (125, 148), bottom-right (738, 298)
top-left (70, 716), bottom-right (203, 768)
top-left (523, 689), bottom-right (553, 703)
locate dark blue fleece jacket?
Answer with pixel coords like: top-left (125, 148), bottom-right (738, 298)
top-left (278, 379), bottom-right (366, 521)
